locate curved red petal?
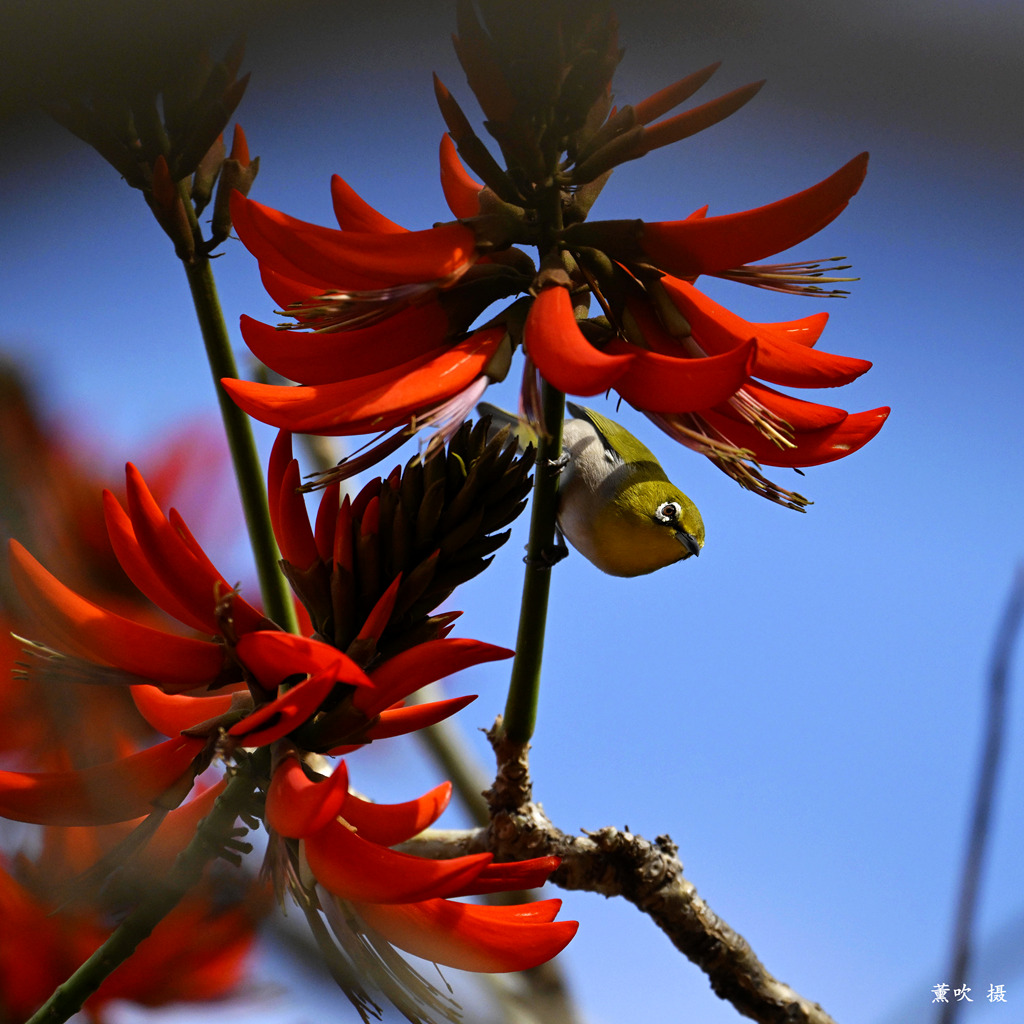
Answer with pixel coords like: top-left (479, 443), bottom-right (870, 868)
top-left (365, 695), bottom-right (477, 740)
top-left (607, 337), bottom-right (754, 413)
top-left (733, 383), bottom-right (847, 431)
top-left (232, 191), bottom-right (342, 289)
top-left (353, 898), bottom-right (578, 973)
top-left (330, 174), bottom-right (407, 234)
top-left (304, 815), bottom-right (492, 903)
top-left (524, 287), bottom-right (634, 397)
top-left (222, 330), bottom-right (503, 435)
top-left (123, 464), bottom-right (266, 636)
top-left (231, 191), bottom-right (408, 291)
top-left (267, 429), bottom-right (293, 549)
top-left (641, 153), bottom-right (869, 276)
top-left (233, 195), bottom-right (476, 285)
top-left (458, 855), bottom-right (562, 896)
top-left (234, 631), bottom-right (372, 689)
top-left (439, 134), bottom-right (483, 218)
top-left (0, 735), bottom-right (204, 825)
top-left (702, 405), bottom-right (890, 467)
top-left (130, 685), bottom-right (235, 736)
top-left (341, 781), bottom-right (452, 846)
top-left (9, 540), bottom-right (227, 692)
top-left (227, 670), bottom-right (336, 746)
top-left (239, 306), bottom-right (452, 386)
top-left (356, 638), bottom-right (512, 716)
top-left (266, 755), bottom-right (350, 838)
top-left (312, 481), bottom-right (341, 564)
top-left (276, 458), bottom-right (319, 571)
top-left (102, 491), bottom-right (214, 635)
top-left (259, 265), bottom-right (330, 311)
top-left (356, 573), bottom-right (402, 643)
top-left (659, 278), bottom-right (869, 388)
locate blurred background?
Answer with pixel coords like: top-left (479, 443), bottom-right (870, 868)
top-left (1, 1), bottom-right (1022, 1021)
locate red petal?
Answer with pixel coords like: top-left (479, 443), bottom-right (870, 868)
top-left (102, 492), bottom-right (214, 635)
top-left (232, 191), bottom-right (380, 292)
top-left (130, 685), bottom-right (235, 736)
top-left (607, 337), bottom-right (754, 413)
top-left (259, 265), bottom-right (330, 310)
top-left (330, 174), bottom-right (407, 234)
top-left (641, 153), bottom-right (869, 276)
top-left (0, 736), bottom-right (204, 825)
top-left (314, 481), bottom-right (341, 563)
top-left (276, 458), bottom-right (319, 570)
top-left (458, 856), bottom-right (562, 896)
top-left (352, 898), bottom-right (578, 973)
top-left (733, 383), bottom-right (847, 431)
top-left (356, 638), bottom-right (512, 716)
top-left (233, 194), bottom-right (476, 285)
top-left (239, 306), bottom-right (452, 385)
top-left (304, 816), bottom-right (492, 903)
top-left (123, 464), bottom-right (266, 635)
top-left (267, 429), bottom-right (293, 549)
top-left (234, 631), bottom-right (372, 689)
top-left (364, 695), bottom-right (477, 740)
top-left (356, 574), bottom-right (402, 643)
top-left (659, 278), bottom-right (869, 388)
top-left (524, 287), bottom-right (634, 396)
top-left (222, 330), bottom-right (503, 435)
top-left (701, 405), bottom-right (890, 467)
top-left (8, 540), bottom-right (227, 692)
top-left (266, 756), bottom-right (349, 838)
top-left (232, 191), bottom-right (409, 291)
top-left (341, 781), bottom-right (452, 846)
top-left (439, 134), bottom-right (482, 218)
top-left (226, 671), bottom-right (336, 746)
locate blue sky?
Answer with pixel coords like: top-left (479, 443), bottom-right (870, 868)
top-left (2, 2), bottom-right (1023, 1022)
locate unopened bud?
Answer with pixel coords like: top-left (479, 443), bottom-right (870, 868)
top-left (192, 134), bottom-right (226, 214)
top-left (209, 125), bottom-right (260, 250)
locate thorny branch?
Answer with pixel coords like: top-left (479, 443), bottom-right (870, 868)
top-left (400, 718), bottom-right (839, 1024)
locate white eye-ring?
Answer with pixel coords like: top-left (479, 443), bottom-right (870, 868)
top-left (655, 501), bottom-right (681, 523)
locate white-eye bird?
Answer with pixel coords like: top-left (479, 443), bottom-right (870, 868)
top-left (479, 401), bottom-right (704, 577)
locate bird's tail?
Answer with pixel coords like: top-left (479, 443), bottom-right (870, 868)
top-left (476, 402), bottom-right (539, 452)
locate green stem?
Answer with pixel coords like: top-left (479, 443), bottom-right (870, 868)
top-left (501, 381), bottom-right (565, 743)
top-left (25, 756), bottom-right (265, 1024)
top-left (180, 252), bottom-right (299, 634)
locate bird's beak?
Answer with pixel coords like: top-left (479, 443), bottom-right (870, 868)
top-left (676, 531), bottom-right (702, 558)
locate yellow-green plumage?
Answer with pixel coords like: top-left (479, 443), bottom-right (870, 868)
top-left (478, 402), bottom-right (704, 577)
top-left (559, 404), bottom-right (704, 577)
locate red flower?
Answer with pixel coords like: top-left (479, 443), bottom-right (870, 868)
top-left (223, 177), bottom-right (523, 467)
top-left (227, 46), bottom-right (885, 507)
top-left (266, 754), bottom-right (576, 975)
top-left (4, 464), bottom-right (576, 1007)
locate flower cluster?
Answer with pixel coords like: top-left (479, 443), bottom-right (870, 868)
top-left (223, 0), bottom-right (886, 509)
top-left (3, 426), bottom-right (573, 1021)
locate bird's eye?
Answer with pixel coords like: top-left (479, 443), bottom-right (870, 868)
top-left (655, 501), bottom-right (681, 523)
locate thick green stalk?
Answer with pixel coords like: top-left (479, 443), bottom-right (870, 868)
top-left (180, 251), bottom-right (299, 634)
top-left (25, 756), bottom-right (265, 1024)
top-left (500, 380), bottom-right (565, 742)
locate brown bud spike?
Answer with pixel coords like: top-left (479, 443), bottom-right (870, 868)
top-left (633, 62), bottom-right (722, 124)
top-left (639, 81), bottom-right (765, 155)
